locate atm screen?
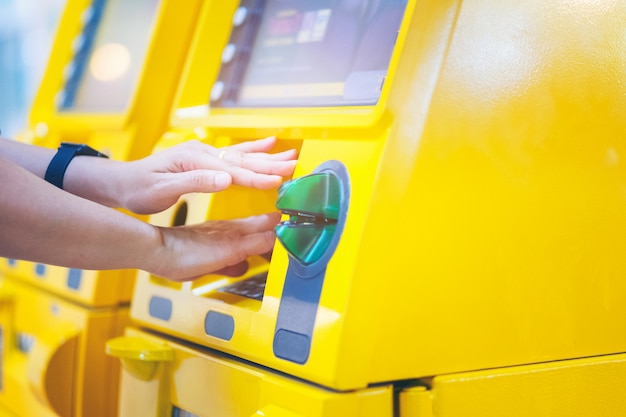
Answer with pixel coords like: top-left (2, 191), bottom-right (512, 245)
top-left (211, 0), bottom-right (408, 108)
top-left (58, 0), bottom-right (160, 112)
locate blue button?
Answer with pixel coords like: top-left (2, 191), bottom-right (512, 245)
top-left (35, 264), bottom-right (46, 277)
top-left (67, 268), bottom-right (82, 290)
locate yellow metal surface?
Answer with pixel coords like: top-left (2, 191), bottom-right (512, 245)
top-left (430, 353), bottom-right (626, 416)
top-left (0, 261), bottom-right (134, 308)
top-left (0, 0), bottom-right (203, 306)
top-left (0, 279), bottom-right (129, 417)
top-left (106, 336), bottom-right (174, 381)
top-left (0, 405), bottom-right (18, 417)
top-left (128, 0), bottom-right (626, 396)
top-left (399, 386), bottom-right (432, 417)
top-left (359, 0), bottom-right (626, 385)
top-left (111, 327), bottom-right (393, 417)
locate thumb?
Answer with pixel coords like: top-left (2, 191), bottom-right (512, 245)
top-left (235, 230), bottom-right (277, 260)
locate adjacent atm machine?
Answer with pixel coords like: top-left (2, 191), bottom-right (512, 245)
top-left (1, 0), bottom-right (202, 306)
top-left (0, 0), bottom-right (202, 416)
top-left (109, 0), bottom-right (626, 416)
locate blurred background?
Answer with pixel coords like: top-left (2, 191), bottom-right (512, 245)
top-left (0, 0), bottom-right (64, 138)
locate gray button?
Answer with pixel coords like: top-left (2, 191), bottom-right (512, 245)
top-left (222, 44), bottom-right (236, 64)
top-left (210, 81), bottom-right (225, 102)
top-left (233, 7), bottom-right (248, 26)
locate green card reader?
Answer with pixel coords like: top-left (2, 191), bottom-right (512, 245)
top-left (275, 172), bottom-right (341, 265)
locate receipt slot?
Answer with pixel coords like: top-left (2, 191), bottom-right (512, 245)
top-left (274, 162), bottom-right (349, 364)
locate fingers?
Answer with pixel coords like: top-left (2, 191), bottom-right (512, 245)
top-left (234, 212), bottom-right (282, 232)
top-left (213, 145), bottom-right (296, 189)
top-left (162, 213), bottom-right (279, 281)
top-left (230, 229), bottom-right (277, 263)
top-left (158, 169), bottom-right (233, 196)
top-left (170, 228), bottom-right (277, 282)
top-left (225, 169), bottom-right (287, 189)
top-left (175, 137), bottom-right (297, 190)
top-left (197, 212), bottom-right (281, 234)
top-left (226, 136), bottom-right (279, 153)
top-left (219, 151), bottom-right (297, 177)
top-left (200, 214), bottom-right (279, 271)
top-left (220, 137), bottom-right (297, 164)
top-left (248, 149), bottom-right (299, 161)
top-left (200, 157), bottom-right (294, 190)
top-left (214, 260), bottom-right (250, 277)
top-left (133, 137), bottom-right (295, 214)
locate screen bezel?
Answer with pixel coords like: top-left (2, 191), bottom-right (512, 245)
top-left (205, 0), bottom-right (410, 113)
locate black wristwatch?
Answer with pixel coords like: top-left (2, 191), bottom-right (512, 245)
top-left (45, 142), bottom-right (109, 189)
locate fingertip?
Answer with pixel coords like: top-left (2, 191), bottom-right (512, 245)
top-left (262, 229), bottom-right (278, 247)
top-left (265, 211), bottom-right (282, 223)
top-left (267, 175), bottom-right (287, 189)
top-left (214, 172), bottom-right (232, 189)
top-left (255, 136), bottom-right (277, 146)
top-left (250, 211), bottom-right (281, 224)
top-left (285, 149), bottom-right (299, 158)
top-left (286, 159), bottom-right (298, 170)
top-left (245, 174), bottom-right (284, 190)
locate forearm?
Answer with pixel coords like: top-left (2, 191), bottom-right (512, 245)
top-left (0, 135), bottom-right (298, 216)
top-left (0, 137), bottom-right (127, 209)
top-left (0, 156), bottom-right (161, 272)
top-left (0, 137), bottom-right (54, 178)
top-left (62, 154), bottom-right (127, 209)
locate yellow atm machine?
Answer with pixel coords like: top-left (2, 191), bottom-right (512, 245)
top-left (0, 0), bottom-right (202, 416)
top-left (110, 0), bottom-right (626, 416)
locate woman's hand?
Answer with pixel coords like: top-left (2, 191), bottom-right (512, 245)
top-left (119, 136), bottom-right (296, 214)
top-left (61, 136), bottom-right (297, 214)
top-left (147, 212), bottom-right (281, 281)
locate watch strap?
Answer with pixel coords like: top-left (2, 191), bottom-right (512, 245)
top-left (44, 142), bottom-right (108, 189)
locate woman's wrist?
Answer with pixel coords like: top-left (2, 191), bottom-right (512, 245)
top-left (62, 156), bottom-right (128, 209)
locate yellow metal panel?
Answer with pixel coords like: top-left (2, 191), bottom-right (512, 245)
top-left (0, 279), bottom-right (129, 417)
top-left (399, 386), bottom-right (432, 417)
top-left (432, 354), bottom-right (626, 416)
top-left (112, 328), bottom-right (393, 417)
top-left (0, 406), bottom-right (18, 417)
top-left (0, 260), bottom-right (136, 308)
top-left (26, 321), bottom-right (79, 417)
top-left (362, 0), bottom-right (626, 383)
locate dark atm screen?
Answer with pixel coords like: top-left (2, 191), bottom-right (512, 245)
top-left (58, 0), bottom-right (160, 112)
top-left (211, 0), bottom-right (408, 108)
